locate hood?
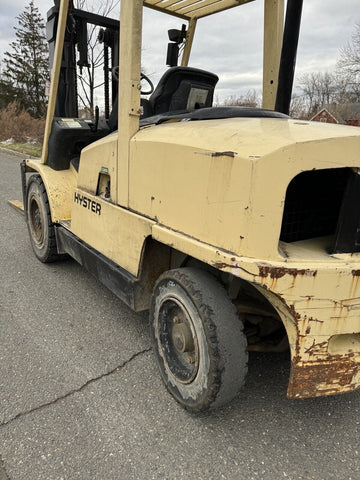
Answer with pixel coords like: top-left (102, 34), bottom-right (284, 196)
top-left (137, 116), bottom-right (360, 162)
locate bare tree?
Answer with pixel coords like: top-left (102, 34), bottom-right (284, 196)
top-left (297, 72), bottom-right (339, 116)
top-left (337, 23), bottom-right (360, 102)
top-left (289, 94), bottom-right (308, 119)
top-left (221, 89), bottom-right (260, 107)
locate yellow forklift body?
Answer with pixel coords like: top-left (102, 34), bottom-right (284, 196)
top-left (20, 0), bottom-right (360, 404)
top-left (25, 158), bottom-right (76, 222)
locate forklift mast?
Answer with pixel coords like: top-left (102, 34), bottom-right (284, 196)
top-left (46, 0), bottom-right (120, 118)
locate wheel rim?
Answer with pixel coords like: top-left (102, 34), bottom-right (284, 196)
top-left (157, 297), bottom-right (199, 384)
top-left (29, 195), bottom-right (44, 245)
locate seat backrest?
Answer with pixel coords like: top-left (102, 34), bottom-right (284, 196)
top-left (107, 67), bottom-right (218, 130)
top-left (108, 97), bottom-right (153, 131)
top-left (149, 66), bottom-right (218, 115)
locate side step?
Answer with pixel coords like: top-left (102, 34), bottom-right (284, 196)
top-left (55, 225), bottom-right (138, 310)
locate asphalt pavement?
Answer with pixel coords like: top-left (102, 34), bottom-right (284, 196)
top-left (0, 148), bottom-right (359, 480)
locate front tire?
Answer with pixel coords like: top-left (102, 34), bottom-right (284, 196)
top-left (26, 174), bottom-right (60, 263)
top-left (150, 268), bottom-right (248, 412)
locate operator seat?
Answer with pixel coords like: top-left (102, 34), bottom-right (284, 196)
top-left (147, 66), bottom-right (219, 115)
top-left (108, 66), bottom-right (218, 131)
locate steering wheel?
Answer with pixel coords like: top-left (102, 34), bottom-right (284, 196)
top-left (140, 72), bottom-right (154, 95)
top-left (112, 67), bottom-right (154, 95)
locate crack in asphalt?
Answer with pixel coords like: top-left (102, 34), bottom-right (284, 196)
top-left (0, 348), bottom-right (152, 428)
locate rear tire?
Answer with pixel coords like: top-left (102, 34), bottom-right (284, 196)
top-left (26, 174), bottom-right (60, 263)
top-left (150, 268), bottom-right (248, 412)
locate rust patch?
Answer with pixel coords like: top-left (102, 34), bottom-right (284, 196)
top-left (264, 292), bottom-right (360, 399)
top-left (211, 151), bottom-right (236, 158)
top-left (304, 340), bottom-right (328, 356)
top-left (288, 358), bottom-right (360, 398)
top-left (308, 317), bottom-right (324, 324)
top-left (349, 274), bottom-right (360, 298)
top-left (258, 265), bottom-right (317, 279)
top-left (214, 262), bottom-right (232, 270)
top-left (288, 304), bottom-right (301, 321)
top-left (213, 262), bottom-right (257, 277)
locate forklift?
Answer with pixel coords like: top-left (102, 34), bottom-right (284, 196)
top-left (19, 0), bottom-right (360, 411)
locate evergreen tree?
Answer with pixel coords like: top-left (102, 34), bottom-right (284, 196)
top-left (3, 1), bottom-right (49, 117)
top-left (0, 77), bottom-right (21, 110)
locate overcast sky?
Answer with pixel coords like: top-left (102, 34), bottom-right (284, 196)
top-left (0, 0), bottom-right (359, 102)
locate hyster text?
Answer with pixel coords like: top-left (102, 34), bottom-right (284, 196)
top-left (74, 192), bottom-right (101, 215)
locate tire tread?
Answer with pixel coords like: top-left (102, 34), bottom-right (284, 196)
top-left (151, 267), bottom-right (248, 412)
top-left (27, 174), bottom-right (61, 263)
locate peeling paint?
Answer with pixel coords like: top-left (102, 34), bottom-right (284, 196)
top-left (304, 340), bottom-right (328, 355)
top-left (258, 265), bottom-right (318, 279)
top-left (273, 294), bottom-right (360, 398)
top-left (213, 262), bottom-right (257, 277)
top-left (288, 358), bottom-right (360, 398)
top-left (307, 317), bottom-right (324, 323)
top-left (211, 151), bottom-right (237, 158)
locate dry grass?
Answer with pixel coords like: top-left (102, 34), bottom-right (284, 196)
top-left (0, 143), bottom-right (42, 157)
top-left (0, 102), bottom-right (45, 144)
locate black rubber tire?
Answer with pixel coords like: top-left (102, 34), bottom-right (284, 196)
top-left (150, 268), bottom-right (248, 412)
top-left (26, 174), bottom-right (60, 263)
